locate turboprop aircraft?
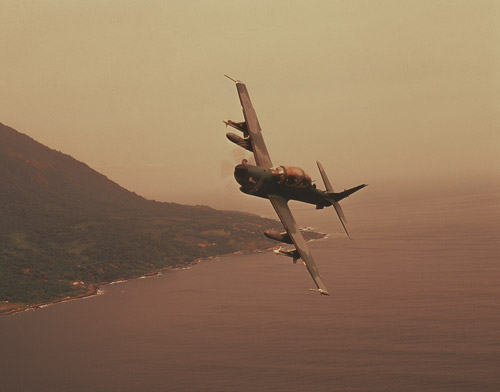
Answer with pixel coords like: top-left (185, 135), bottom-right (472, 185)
top-left (223, 75), bottom-right (366, 295)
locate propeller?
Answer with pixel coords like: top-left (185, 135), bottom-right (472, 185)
top-left (219, 148), bottom-right (254, 194)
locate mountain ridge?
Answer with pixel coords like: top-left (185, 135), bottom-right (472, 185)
top-left (0, 122), bottom-right (293, 312)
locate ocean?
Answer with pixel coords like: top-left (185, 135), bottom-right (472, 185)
top-left (1, 189), bottom-right (499, 391)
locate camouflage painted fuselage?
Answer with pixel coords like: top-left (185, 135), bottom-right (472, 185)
top-left (234, 163), bottom-right (332, 208)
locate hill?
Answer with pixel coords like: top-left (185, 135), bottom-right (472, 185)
top-left (0, 123), bottom-right (289, 311)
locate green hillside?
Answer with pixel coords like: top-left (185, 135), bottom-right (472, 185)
top-left (0, 123), bottom-right (290, 310)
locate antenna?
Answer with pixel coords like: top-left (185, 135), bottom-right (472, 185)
top-left (224, 74), bottom-right (241, 83)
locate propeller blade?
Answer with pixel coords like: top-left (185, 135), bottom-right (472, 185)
top-left (219, 159), bottom-right (235, 179)
top-left (219, 148), bottom-right (254, 194)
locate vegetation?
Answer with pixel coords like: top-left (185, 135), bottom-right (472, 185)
top-left (0, 123), bottom-right (323, 311)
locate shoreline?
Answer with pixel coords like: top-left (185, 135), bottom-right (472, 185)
top-left (0, 246), bottom-right (276, 317)
top-left (1, 230), bottom-right (328, 317)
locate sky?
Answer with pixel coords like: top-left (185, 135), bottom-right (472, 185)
top-left (1, 0), bottom-right (499, 211)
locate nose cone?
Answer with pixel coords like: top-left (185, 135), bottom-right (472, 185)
top-left (234, 164), bottom-right (248, 186)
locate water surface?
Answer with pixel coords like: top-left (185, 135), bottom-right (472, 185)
top-left (1, 190), bottom-right (499, 391)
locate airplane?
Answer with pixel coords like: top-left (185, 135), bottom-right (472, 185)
top-left (223, 75), bottom-right (366, 295)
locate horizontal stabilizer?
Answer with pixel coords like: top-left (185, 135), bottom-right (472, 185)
top-left (333, 202), bottom-right (350, 238)
top-left (316, 162), bottom-right (366, 238)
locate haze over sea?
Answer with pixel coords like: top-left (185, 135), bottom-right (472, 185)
top-left (1, 187), bottom-right (499, 392)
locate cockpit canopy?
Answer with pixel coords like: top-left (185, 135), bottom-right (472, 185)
top-left (271, 166), bottom-right (312, 188)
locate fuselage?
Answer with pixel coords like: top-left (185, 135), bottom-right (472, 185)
top-left (234, 163), bottom-right (332, 208)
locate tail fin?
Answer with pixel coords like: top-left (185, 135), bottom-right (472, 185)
top-left (316, 161), bottom-right (367, 238)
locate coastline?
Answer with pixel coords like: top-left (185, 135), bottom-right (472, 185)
top-left (1, 230), bottom-right (328, 317)
top-left (0, 247), bottom-right (275, 317)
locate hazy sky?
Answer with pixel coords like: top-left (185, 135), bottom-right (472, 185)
top-left (1, 0), bottom-right (499, 210)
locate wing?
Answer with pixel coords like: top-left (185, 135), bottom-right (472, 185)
top-left (268, 194), bottom-right (329, 295)
top-left (235, 82), bottom-right (273, 169)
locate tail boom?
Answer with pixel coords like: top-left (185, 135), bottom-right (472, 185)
top-left (327, 184), bottom-right (367, 202)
